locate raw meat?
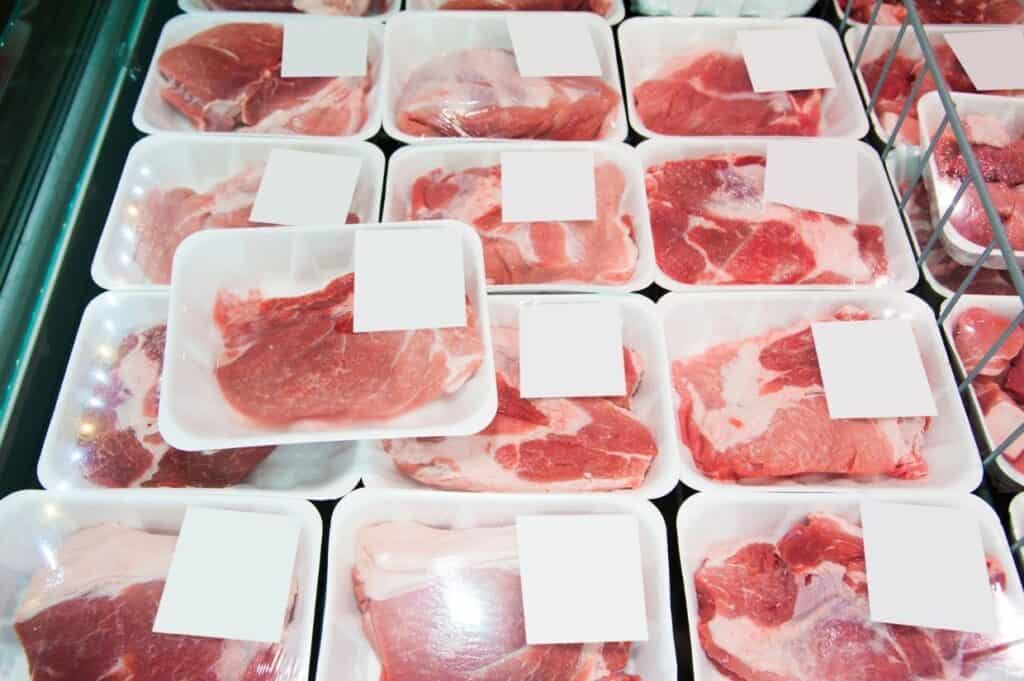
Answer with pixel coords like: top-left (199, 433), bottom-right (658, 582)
top-left (633, 52), bottom-right (823, 136)
top-left (383, 325), bottom-right (658, 491)
top-left (214, 273), bottom-right (485, 425)
top-left (839, 0), bottom-right (1024, 24)
top-left (645, 155), bottom-right (889, 285)
top-left (79, 324), bottom-right (274, 488)
top-left (395, 48), bottom-right (619, 140)
top-left (673, 306), bottom-right (930, 481)
top-left (406, 162), bottom-right (637, 286)
top-left (129, 163), bottom-right (360, 285)
top-left (954, 307), bottom-right (1024, 471)
top-left (434, 0), bottom-right (610, 12)
top-left (157, 23), bottom-right (370, 135)
top-left (354, 521), bottom-right (640, 681)
top-left (934, 115), bottom-right (1024, 251)
top-left (203, 0), bottom-right (374, 13)
top-left (695, 513), bottom-right (1024, 681)
top-left (14, 524), bottom-right (296, 681)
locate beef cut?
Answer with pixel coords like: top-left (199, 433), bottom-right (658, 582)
top-left (384, 324), bottom-right (658, 491)
top-left (14, 524), bottom-right (295, 681)
top-left (405, 162), bottom-right (637, 286)
top-left (354, 521), bottom-right (641, 681)
top-left (673, 305), bottom-right (930, 481)
top-left (214, 274), bottom-right (485, 426)
top-left (432, 0), bottom-right (610, 12)
top-left (839, 0), bottom-right (1024, 24)
top-left (129, 163), bottom-right (360, 285)
top-left (645, 155), bottom-right (889, 286)
top-left (634, 52), bottom-right (823, 136)
top-left (954, 307), bottom-right (1024, 471)
top-left (157, 23), bottom-right (370, 135)
top-left (203, 0), bottom-right (373, 13)
top-left (79, 324), bottom-right (274, 488)
top-left (396, 48), bottom-right (619, 140)
top-left (695, 513), bottom-right (1023, 681)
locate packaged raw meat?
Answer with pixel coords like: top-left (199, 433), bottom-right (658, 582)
top-left (317, 488), bottom-right (678, 681)
top-left (638, 138), bottom-right (918, 290)
top-left (919, 92), bottom-right (1024, 270)
top-left (1012, 493), bottom-right (1024, 553)
top-left (160, 222), bottom-right (496, 450)
top-left (133, 15), bottom-right (384, 139)
top-left (39, 291), bottom-right (361, 499)
top-left (0, 490), bottom-right (321, 681)
top-left (662, 290), bottom-right (981, 493)
top-left (836, 0), bottom-right (1024, 25)
top-left (944, 296), bottom-right (1024, 490)
top-left (620, 18), bottom-right (868, 138)
top-left (179, 0), bottom-right (398, 15)
top-left (850, 27), bottom-right (1024, 147)
top-left (383, 142), bottom-right (654, 292)
top-left (677, 493), bottom-right (1024, 681)
top-left (364, 294), bottom-right (679, 497)
top-left (384, 12), bottom-right (627, 143)
top-left (406, 0), bottom-right (623, 23)
top-left (93, 136), bottom-right (384, 290)
top-left (630, 0), bottom-right (815, 17)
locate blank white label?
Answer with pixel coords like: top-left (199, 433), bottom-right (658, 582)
top-left (281, 22), bottom-right (368, 78)
top-left (519, 302), bottom-right (625, 399)
top-left (765, 140), bottom-right (859, 222)
top-left (153, 507), bottom-right (300, 643)
top-left (354, 226), bottom-right (467, 332)
top-left (507, 15), bottom-right (603, 78)
top-left (812, 319), bottom-right (937, 419)
top-left (738, 29), bottom-right (836, 93)
top-left (250, 149), bottom-right (361, 226)
top-left (945, 30), bottom-right (1024, 91)
top-left (517, 514), bottom-right (649, 645)
top-left (861, 501), bottom-right (996, 634)
top-left (500, 151), bottom-right (597, 223)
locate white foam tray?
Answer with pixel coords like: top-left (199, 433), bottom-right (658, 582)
top-left (940, 294), bottom-right (1024, 491)
top-left (38, 291), bottom-right (362, 499)
top-left (403, 0), bottom-right (625, 25)
top-left (618, 17), bottom-right (869, 140)
top-left (676, 491), bottom-right (1024, 681)
top-left (661, 289), bottom-right (981, 493)
top-left (633, 0), bottom-right (815, 17)
top-left (918, 91), bottom-right (1024, 270)
top-left (133, 13), bottom-right (385, 140)
top-left (92, 135), bottom-right (385, 291)
top-left (161, 221), bottom-right (497, 450)
top-left (382, 11), bottom-right (628, 144)
top-left (361, 293), bottom-right (680, 497)
top-left (637, 137), bottom-right (919, 291)
top-left (316, 488), bottom-right (678, 681)
top-left (0, 489), bottom-right (322, 681)
top-left (1011, 492), bottom-right (1024, 561)
top-left (178, 0), bottom-right (402, 18)
top-left (382, 141), bottom-right (655, 292)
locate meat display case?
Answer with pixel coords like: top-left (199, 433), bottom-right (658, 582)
top-left (1, 1), bottom-right (1023, 680)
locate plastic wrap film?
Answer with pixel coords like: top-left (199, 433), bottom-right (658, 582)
top-left (630, 0), bottom-right (813, 18)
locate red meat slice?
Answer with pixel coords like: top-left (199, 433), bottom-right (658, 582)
top-left (953, 307), bottom-right (1024, 376)
top-left (439, 0), bottom-right (610, 11)
top-left (354, 521), bottom-right (639, 681)
top-left (383, 324), bottom-right (658, 491)
top-left (205, 0), bottom-right (374, 12)
top-left (79, 324), bottom-right (274, 488)
top-left (673, 306), bottom-right (930, 481)
top-left (975, 378), bottom-right (1024, 470)
top-left (634, 52), bottom-right (823, 136)
top-left (695, 512), bottom-right (1023, 681)
top-left (14, 524), bottom-right (294, 681)
top-left (214, 273), bottom-right (485, 425)
top-left (644, 155), bottom-right (889, 286)
top-left (396, 48), bottom-right (619, 140)
top-left (157, 23), bottom-right (370, 135)
top-left (839, 0), bottom-right (1024, 24)
top-left (407, 162), bottom-right (637, 285)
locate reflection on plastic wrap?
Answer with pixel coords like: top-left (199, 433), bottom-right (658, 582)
top-left (353, 520), bottom-right (641, 680)
top-left (197, 0), bottom-right (385, 15)
top-left (630, 0), bottom-right (810, 17)
top-left (838, 0), bottom-right (1024, 25)
top-left (0, 22), bottom-right (29, 107)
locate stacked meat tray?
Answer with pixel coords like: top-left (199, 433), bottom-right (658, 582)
top-left (7, 1), bottom-right (1024, 681)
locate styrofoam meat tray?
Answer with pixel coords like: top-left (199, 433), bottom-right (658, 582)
top-left (637, 137), bottom-right (919, 291)
top-left (133, 13), bottom-right (385, 140)
top-left (92, 135), bottom-right (386, 291)
top-left (360, 293), bottom-right (680, 498)
top-left (402, 0), bottom-right (626, 25)
top-left (619, 17), bottom-right (869, 140)
top-left (631, 0), bottom-right (816, 18)
top-left (382, 141), bottom-right (655, 293)
top-left (316, 488), bottom-right (677, 681)
top-left (178, 0), bottom-right (402, 18)
top-left (38, 290), bottom-right (362, 499)
top-left (661, 289), bottom-right (981, 493)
